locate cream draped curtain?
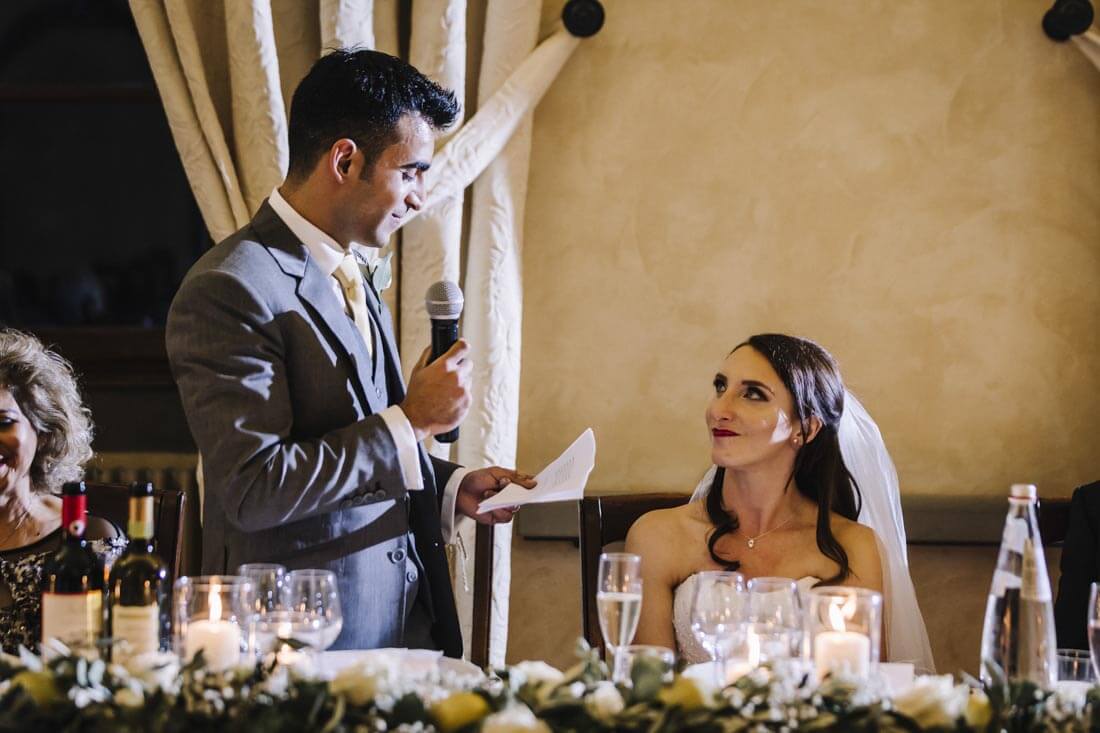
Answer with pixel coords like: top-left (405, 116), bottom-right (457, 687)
top-left (1072, 28), bottom-right (1100, 68)
top-left (130, 0), bottom-right (582, 664)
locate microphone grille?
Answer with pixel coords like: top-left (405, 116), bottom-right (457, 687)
top-left (425, 280), bottom-right (464, 319)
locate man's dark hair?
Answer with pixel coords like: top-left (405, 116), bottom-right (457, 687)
top-left (286, 48), bottom-right (459, 180)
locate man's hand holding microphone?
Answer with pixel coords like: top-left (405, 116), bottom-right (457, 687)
top-left (398, 281), bottom-right (535, 524)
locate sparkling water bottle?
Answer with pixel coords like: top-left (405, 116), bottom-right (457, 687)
top-left (979, 483), bottom-right (1056, 687)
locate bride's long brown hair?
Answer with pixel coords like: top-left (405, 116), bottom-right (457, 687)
top-left (704, 334), bottom-right (862, 585)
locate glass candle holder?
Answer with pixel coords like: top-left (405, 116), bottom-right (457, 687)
top-left (174, 575), bottom-right (252, 672)
top-left (807, 586), bottom-right (881, 682)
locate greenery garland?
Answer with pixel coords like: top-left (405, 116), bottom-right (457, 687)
top-left (0, 642), bottom-right (1097, 732)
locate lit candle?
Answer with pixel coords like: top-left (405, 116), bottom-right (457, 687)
top-left (813, 599), bottom-right (870, 680)
top-left (183, 582), bottom-right (241, 672)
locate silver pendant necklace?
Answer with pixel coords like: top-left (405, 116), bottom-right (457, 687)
top-left (744, 515), bottom-right (794, 549)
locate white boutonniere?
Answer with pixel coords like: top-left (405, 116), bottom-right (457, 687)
top-left (357, 251), bottom-right (394, 293)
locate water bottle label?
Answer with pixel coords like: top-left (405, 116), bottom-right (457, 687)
top-left (1021, 540), bottom-right (1052, 602)
top-left (992, 569), bottom-right (1022, 598)
top-left (1002, 518), bottom-right (1028, 554)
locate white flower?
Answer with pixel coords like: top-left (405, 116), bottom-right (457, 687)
top-left (259, 666), bottom-right (290, 698)
top-left (892, 675), bottom-right (968, 729)
top-left (584, 681), bottom-right (625, 717)
top-left (69, 686), bottom-right (108, 708)
top-left (123, 651), bottom-right (181, 693)
top-left (481, 705), bottom-right (552, 733)
top-left (510, 661), bottom-right (565, 689)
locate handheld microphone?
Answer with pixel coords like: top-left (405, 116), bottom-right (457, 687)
top-left (425, 280), bottom-right (464, 443)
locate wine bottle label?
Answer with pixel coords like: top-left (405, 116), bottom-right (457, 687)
top-left (42, 592), bottom-right (103, 647)
top-left (127, 496), bottom-right (154, 540)
top-left (111, 604), bottom-right (160, 660)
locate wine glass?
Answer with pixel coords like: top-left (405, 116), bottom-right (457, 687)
top-left (596, 553), bottom-right (643, 682)
top-left (282, 569), bottom-right (343, 652)
top-left (690, 570), bottom-right (746, 688)
top-left (238, 563), bottom-right (287, 615)
top-left (1087, 583), bottom-right (1100, 678)
top-left (745, 576), bottom-right (803, 666)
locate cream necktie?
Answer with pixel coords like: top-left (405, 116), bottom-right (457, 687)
top-left (333, 254), bottom-right (373, 357)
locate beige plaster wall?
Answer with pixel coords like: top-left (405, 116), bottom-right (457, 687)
top-left (516, 0), bottom-right (1100, 499)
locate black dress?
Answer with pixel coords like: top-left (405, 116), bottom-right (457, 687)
top-left (0, 523), bottom-right (126, 653)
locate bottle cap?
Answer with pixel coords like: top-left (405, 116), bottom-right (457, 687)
top-left (1010, 483), bottom-right (1037, 500)
top-left (60, 481), bottom-right (86, 496)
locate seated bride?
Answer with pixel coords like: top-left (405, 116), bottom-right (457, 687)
top-left (625, 333), bottom-right (934, 673)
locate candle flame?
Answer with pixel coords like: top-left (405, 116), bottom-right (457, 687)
top-left (209, 582), bottom-right (222, 622)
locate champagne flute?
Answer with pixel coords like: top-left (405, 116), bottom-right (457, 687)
top-left (282, 569), bottom-right (343, 651)
top-left (596, 552), bottom-right (643, 682)
top-left (745, 576), bottom-right (803, 665)
top-left (690, 570), bottom-right (746, 688)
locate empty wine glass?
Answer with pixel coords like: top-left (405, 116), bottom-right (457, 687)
top-left (746, 576), bottom-right (803, 665)
top-left (238, 563), bottom-right (287, 615)
top-left (596, 553), bottom-right (643, 682)
top-left (282, 569), bottom-right (343, 651)
top-left (690, 570), bottom-right (746, 688)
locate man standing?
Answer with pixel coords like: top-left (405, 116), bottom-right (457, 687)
top-left (166, 49), bottom-right (531, 655)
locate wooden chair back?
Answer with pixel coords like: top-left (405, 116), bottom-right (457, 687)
top-left (578, 493), bottom-right (689, 653)
top-left (84, 481), bottom-right (187, 582)
top-left (470, 523), bottom-right (495, 668)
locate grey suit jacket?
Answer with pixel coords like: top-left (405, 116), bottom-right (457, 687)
top-left (166, 202), bottom-right (462, 655)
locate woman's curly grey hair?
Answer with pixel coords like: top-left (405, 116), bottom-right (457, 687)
top-left (0, 329), bottom-right (94, 493)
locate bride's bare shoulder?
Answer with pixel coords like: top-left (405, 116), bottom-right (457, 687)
top-left (828, 514), bottom-right (884, 589)
top-left (625, 501), bottom-right (701, 552)
top-left (628, 501), bottom-right (699, 535)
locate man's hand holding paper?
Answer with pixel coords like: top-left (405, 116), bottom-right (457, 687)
top-left (457, 467), bottom-right (538, 524)
top-left (477, 429), bottom-right (596, 513)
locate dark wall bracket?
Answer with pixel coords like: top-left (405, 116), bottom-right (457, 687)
top-left (1044, 0), bottom-right (1094, 41)
top-left (562, 0), bottom-right (604, 38)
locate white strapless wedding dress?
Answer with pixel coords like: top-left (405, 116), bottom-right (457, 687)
top-left (672, 573), bottom-right (820, 664)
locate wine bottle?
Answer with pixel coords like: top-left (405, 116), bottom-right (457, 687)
top-left (108, 482), bottom-right (169, 661)
top-left (41, 481), bottom-right (105, 653)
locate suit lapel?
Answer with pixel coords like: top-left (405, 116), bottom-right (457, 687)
top-left (357, 272), bottom-right (439, 493)
top-left (359, 268), bottom-right (406, 403)
top-left (252, 201), bottom-right (385, 416)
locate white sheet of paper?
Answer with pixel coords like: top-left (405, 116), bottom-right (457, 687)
top-left (477, 428), bottom-right (596, 512)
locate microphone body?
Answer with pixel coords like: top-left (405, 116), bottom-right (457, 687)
top-left (425, 281), bottom-right (464, 444)
top-left (430, 318), bottom-right (459, 364)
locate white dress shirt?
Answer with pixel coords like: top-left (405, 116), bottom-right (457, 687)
top-left (268, 188), bottom-right (468, 542)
